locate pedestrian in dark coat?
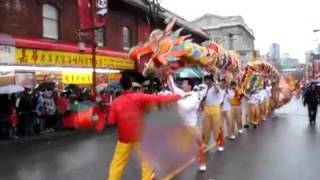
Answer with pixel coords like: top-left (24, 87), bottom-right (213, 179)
top-left (303, 83), bottom-right (319, 124)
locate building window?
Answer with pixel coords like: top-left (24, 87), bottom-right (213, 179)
top-left (42, 4), bottom-right (59, 39)
top-left (122, 26), bottom-right (132, 51)
top-left (95, 28), bottom-right (105, 47)
top-left (228, 34), bottom-right (234, 50)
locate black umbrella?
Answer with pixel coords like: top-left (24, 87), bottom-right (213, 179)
top-left (35, 82), bottom-right (56, 91)
top-left (64, 84), bottom-right (81, 94)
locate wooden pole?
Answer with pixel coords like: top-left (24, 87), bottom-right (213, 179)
top-left (90, 0), bottom-right (97, 98)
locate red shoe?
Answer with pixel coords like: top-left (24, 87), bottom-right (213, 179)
top-left (198, 144), bottom-right (207, 172)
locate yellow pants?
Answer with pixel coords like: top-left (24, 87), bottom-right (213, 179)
top-left (266, 99), bottom-right (272, 115)
top-left (203, 104), bottom-right (223, 146)
top-left (260, 101), bottom-right (267, 119)
top-left (258, 103), bottom-right (263, 122)
top-left (232, 106), bottom-right (242, 130)
top-left (248, 104), bottom-right (259, 125)
top-left (222, 110), bottom-right (234, 137)
top-left (187, 126), bottom-right (206, 164)
top-left (245, 103), bottom-right (250, 125)
top-left (108, 141), bottom-right (153, 180)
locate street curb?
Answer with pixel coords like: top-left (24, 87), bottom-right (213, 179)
top-left (0, 125), bottom-right (117, 145)
top-left (0, 130), bottom-right (82, 145)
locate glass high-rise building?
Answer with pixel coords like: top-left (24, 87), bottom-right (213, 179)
top-left (269, 43), bottom-right (280, 60)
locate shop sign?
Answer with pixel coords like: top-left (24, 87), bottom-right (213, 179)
top-left (78, 0), bottom-right (108, 29)
top-left (16, 48), bottom-right (134, 70)
top-left (96, 0), bottom-right (108, 16)
top-left (62, 72), bottom-right (92, 84)
top-left (0, 45), bottom-right (15, 64)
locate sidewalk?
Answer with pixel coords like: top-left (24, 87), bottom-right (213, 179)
top-left (0, 126), bottom-right (117, 145)
top-left (0, 130), bottom-right (81, 145)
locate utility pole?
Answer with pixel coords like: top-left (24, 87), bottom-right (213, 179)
top-left (89, 0), bottom-right (97, 98)
top-left (78, 0), bottom-right (108, 98)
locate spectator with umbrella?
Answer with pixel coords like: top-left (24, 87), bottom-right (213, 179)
top-left (0, 85), bottom-right (25, 139)
top-left (0, 85), bottom-right (25, 94)
top-left (16, 89), bottom-right (35, 136)
top-left (6, 93), bottom-right (19, 139)
top-left (34, 91), bottom-right (45, 134)
top-left (54, 91), bottom-right (69, 130)
top-left (0, 95), bottom-right (11, 138)
top-left (0, 94), bottom-right (19, 139)
top-left (43, 89), bottom-right (57, 132)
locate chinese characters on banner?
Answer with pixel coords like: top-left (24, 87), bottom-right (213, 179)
top-left (62, 72), bottom-right (92, 84)
top-left (95, 0), bottom-right (108, 27)
top-left (15, 48), bottom-right (134, 70)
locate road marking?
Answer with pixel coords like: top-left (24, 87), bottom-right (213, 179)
top-left (274, 113), bottom-right (310, 116)
top-left (162, 143), bottom-right (217, 180)
top-left (163, 157), bottom-right (196, 180)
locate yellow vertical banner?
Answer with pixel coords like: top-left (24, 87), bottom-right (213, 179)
top-left (62, 72), bottom-right (92, 84)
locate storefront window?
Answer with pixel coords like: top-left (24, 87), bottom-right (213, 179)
top-left (122, 26), bottom-right (131, 51)
top-left (95, 28), bottom-right (105, 47)
top-left (42, 4), bottom-right (59, 39)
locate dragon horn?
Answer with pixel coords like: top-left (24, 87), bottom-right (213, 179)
top-left (170, 28), bottom-right (184, 39)
top-left (164, 17), bottom-right (177, 35)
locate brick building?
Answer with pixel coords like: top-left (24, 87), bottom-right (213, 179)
top-left (0, 0), bottom-right (209, 86)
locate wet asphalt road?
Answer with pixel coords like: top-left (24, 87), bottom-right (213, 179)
top-left (175, 98), bottom-right (320, 180)
top-left (1, 98), bottom-right (319, 180)
top-left (0, 128), bottom-right (142, 180)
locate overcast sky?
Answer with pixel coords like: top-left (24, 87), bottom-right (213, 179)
top-left (162, 0), bottom-right (320, 63)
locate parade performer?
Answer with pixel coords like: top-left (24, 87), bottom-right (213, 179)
top-left (246, 92), bottom-right (261, 128)
top-left (258, 86), bottom-right (268, 121)
top-left (230, 81), bottom-right (244, 134)
top-left (129, 18), bottom-right (242, 79)
top-left (271, 82), bottom-right (281, 108)
top-left (241, 92), bottom-right (250, 129)
top-left (167, 75), bottom-right (207, 171)
top-left (265, 82), bottom-right (273, 116)
top-left (107, 75), bottom-right (182, 180)
top-left (158, 82), bottom-right (172, 95)
top-left (203, 78), bottom-right (225, 151)
top-left (220, 78), bottom-right (236, 140)
top-left (270, 85), bottom-right (277, 110)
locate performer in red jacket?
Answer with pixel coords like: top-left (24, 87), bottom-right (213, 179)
top-left (108, 75), bottom-right (181, 180)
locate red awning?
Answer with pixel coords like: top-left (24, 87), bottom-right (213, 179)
top-left (13, 36), bottom-right (129, 59)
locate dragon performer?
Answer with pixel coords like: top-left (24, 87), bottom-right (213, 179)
top-left (125, 16), bottom-right (299, 180)
top-left (129, 18), bottom-right (241, 78)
